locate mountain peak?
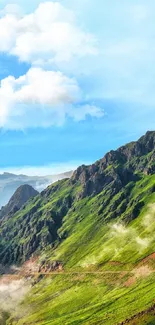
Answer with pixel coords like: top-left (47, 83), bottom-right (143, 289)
top-left (0, 184), bottom-right (39, 219)
top-left (13, 184), bottom-right (39, 198)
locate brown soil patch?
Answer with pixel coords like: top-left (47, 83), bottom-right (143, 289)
top-left (20, 257), bottom-right (39, 275)
top-left (124, 276), bottom-right (136, 287)
top-left (139, 252), bottom-right (155, 265)
top-left (133, 265), bottom-right (152, 278)
top-left (124, 265), bottom-right (153, 287)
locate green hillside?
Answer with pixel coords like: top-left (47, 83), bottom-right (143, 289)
top-left (8, 273), bottom-right (155, 325)
top-left (0, 131), bottom-right (155, 324)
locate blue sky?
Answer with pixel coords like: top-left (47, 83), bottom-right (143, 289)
top-left (0, 0), bottom-right (154, 175)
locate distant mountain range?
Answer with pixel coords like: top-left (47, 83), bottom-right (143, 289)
top-left (0, 171), bottom-right (73, 208)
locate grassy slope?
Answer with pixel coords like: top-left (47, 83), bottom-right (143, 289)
top-left (0, 179), bottom-right (76, 264)
top-left (7, 174), bottom-right (155, 325)
top-left (8, 274), bottom-right (155, 325)
top-left (44, 174), bottom-right (155, 269)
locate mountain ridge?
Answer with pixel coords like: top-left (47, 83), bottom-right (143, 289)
top-left (0, 131), bottom-right (155, 265)
top-left (1, 131), bottom-right (155, 325)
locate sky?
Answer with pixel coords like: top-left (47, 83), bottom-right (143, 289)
top-left (0, 0), bottom-right (155, 175)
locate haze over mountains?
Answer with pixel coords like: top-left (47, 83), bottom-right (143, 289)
top-left (0, 171), bottom-right (73, 208)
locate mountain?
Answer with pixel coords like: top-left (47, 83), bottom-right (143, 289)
top-left (0, 170), bottom-right (73, 208)
top-left (0, 184), bottom-right (39, 220)
top-left (1, 131), bottom-right (155, 325)
top-left (1, 131), bottom-right (155, 264)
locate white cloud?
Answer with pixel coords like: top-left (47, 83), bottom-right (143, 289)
top-left (0, 2), bottom-right (97, 65)
top-left (0, 2), bottom-right (103, 129)
top-left (0, 67), bottom-right (103, 129)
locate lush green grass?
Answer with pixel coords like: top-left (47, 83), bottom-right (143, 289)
top-left (7, 174), bottom-right (155, 325)
top-left (8, 272), bottom-right (155, 325)
top-left (41, 174), bottom-right (155, 271)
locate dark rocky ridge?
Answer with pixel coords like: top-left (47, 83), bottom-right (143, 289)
top-left (72, 131), bottom-right (155, 199)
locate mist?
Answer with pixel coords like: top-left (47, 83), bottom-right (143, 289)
top-left (0, 277), bottom-right (31, 322)
top-left (80, 203), bottom-right (155, 267)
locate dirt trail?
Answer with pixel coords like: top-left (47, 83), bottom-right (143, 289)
top-left (1, 255), bottom-right (154, 282)
top-left (2, 269), bottom-right (155, 278)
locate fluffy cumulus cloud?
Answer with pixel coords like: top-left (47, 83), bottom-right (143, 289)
top-left (0, 67), bottom-right (103, 129)
top-left (0, 1), bottom-right (103, 129)
top-left (0, 1), bottom-right (97, 65)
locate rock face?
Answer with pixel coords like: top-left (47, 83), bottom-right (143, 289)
top-left (71, 131), bottom-right (155, 199)
top-left (38, 260), bottom-right (63, 273)
top-left (0, 185), bottom-right (39, 219)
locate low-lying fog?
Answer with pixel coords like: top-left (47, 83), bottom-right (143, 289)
top-left (0, 277), bottom-right (31, 323)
